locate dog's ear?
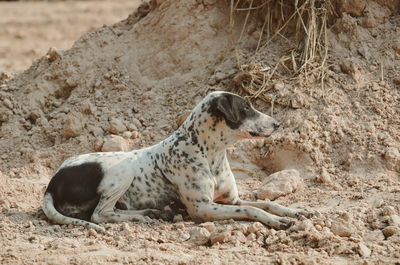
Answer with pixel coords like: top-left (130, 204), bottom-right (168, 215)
top-left (215, 95), bottom-right (240, 124)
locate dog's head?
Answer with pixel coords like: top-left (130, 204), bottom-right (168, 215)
top-left (207, 91), bottom-right (280, 139)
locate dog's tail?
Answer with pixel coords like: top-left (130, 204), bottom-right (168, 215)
top-left (42, 192), bottom-right (105, 232)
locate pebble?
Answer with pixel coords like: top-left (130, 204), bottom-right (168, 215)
top-left (175, 223), bottom-right (185, 229)
top-left (257, 169), bottom-right (304, 200)
top-left (173, 214), bottom-right (183, 223)
top-left (199, 222), bottom-right (215, 233)
top-left (247, 222), bottom-right (263, 234)
top-left (101, 135), bottom-right (130, 152)
top-left (109, 118), bottom-right (127, 134)
top-left (88, 228), bottom-right (97, 237)
top-left (358, 242), bottom-right (371, 257)
top-left (63, 112), bottom-right (85, 139)
top-left (389, 215), bottom-right (400, 226)
top-left (246, 233), bottom-right (256, 241)
top-left (330, 221), bottom-right (355, 237)
top-left (122, 131), bottom-right (132, 139)
top-left (292, 219), bottom-right (314, 232)
top-left (382, 226), bottom-right (399, 238)
top-left (210, 230), bottom-right (231, 245)
top-left (3, 98), bottom-right (12, 109)
top-left (188, 227), bottom-right (210, 245)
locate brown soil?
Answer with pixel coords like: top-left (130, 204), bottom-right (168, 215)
top-left (1, 1), bottom-right (399, 264)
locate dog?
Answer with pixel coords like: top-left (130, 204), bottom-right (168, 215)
top-left (42, 91), bottom-right (310, 232)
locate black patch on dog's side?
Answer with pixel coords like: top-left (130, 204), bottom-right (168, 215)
top-left (208, 93), bottom-right (258, 129)
top-left (45, 162), bottom-right (103, 221)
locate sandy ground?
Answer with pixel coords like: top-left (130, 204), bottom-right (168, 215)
top-left (0, 0), bottom-right (141, 73)
top-left (0, 0), bottom-right (399, 264)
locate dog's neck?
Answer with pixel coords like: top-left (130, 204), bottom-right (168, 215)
top-left (179, 111), bottom-right (238, 168)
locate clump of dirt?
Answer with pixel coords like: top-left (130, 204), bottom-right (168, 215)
top-left (1, 0), bottom-right (399, 264)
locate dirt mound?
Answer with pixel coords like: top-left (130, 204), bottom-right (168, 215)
top-left (1, 0), bottom-right (399, 264)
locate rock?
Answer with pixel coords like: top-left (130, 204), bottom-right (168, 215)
top-left (173, 214), bottom-right (183, 223)
top-left (380, 206), bottom-right (396, 216)
top-left (199, 222), bottom-right (215, 233)
top-left (109, 118), bottom-right (127, 134)
top-left (246, 233), bottom-right (256, 241)
top-left (188, 227), bottom-right (210, 245)
top-left (382, 226), bottom-right (399, 238)
top-left (247, 222), bottom-right (264, 234)
top-left (315, 167), bottom-right (332, 184)
top-left (360, 1), bottom-right (391, 28)
top-left (336, 0), bottom-right (367, 17)
top-left (357, 242), bottom-right (371, 257)
top-left (330, 221), bottom-right (355, 237)
top-left (210, 229), bottom-right (231, 245)
top-left (231, 230), bottom-right (246, 243)
top-left (2, 98), bottom-right (12, 109)
top-left (63, 112), bottom-right (85, 139)
top-left (257, 169), bottom-right (303, 200)
top-left (80, 100), bottom-right (95, 114)
top-left (292, 219), bottom-right (314, 232)
top-left (383, 147), bottom-right (399, 170)
top-left (122, 131), bottom-right (132, 139)
top-left (389, 215), bottom-right (400, 226)
top-left (364, 229), bottom-right (385, 242)
top-left (101, 135), bottom-right (130, 152)
top-left (131, 131), bottom-right (140, 139)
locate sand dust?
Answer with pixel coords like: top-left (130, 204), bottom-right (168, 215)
top-left (0, 0), bottom-right (399, 264)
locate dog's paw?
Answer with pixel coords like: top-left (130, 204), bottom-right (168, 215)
top-left (277, 217), bottom-right (295, 230)
top-left (144, 209), bottom-right (162, 219)
top-left (295, 209), bottom-right (314, 219)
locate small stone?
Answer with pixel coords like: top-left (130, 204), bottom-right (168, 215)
top-left (131, 131), bottom-right (140, 139)
top-left (80, 100), bottom-right (95, 114)
top-left (109, 118), bottom-right (127, 134)
top-left (315, 167), bottom-right (331, 184)
top-left (210, 230), bottom-right (231, 245)
top-left (251, 30), bottom-right (261, 40)
top-left (122, 131), bottom-right (132, 139)
top-left (173, 214), bottom-right (183, 223)
top-left (382, 226), bottom-right (399, 238)
top-left (330, 221), bottom-right (355, 237)
top-left (389, 215), bottom-right (400, 226)
top-left (246, 233), bottom-right (256, 241)
top-left (88, 228), bottom-right (97, 237)
top-left (175, 223), bottom-right (185, 229)
top-left (101, 135), bottom-right (130, 152)
top-left (2, 98), bottom-right (12, 109)
top-left (292, 219), bottom-right (314, 232)
top-left (199, 222), bottom-right (216, 233)
top-left (188, 227), bottom-right (210, 245)
top-left (257, 169), bottom-right (303, 200)
top-left (231, 231), bottom-right (246, 243)
top-left (358, 242), bottom-right (371, 257)
top-left (247, 222), bottom-right (264, 234)
top-left (63, 112), bottom-right (85, 139)
top-left (364, 229), bottom-right (384, 242)
top-left (380, 206), bottom-right (396, 216)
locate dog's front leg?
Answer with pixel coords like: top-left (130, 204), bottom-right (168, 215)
top-left (191, 201), bottom-right (293, 230)
top-left (237, 200), bottom-right (312, 219)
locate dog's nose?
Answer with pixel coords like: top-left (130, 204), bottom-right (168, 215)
top-left (273, 121), bottom-right (280, 129)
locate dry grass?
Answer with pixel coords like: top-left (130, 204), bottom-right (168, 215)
top-left (230, 0), bottom-right (332, 101)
